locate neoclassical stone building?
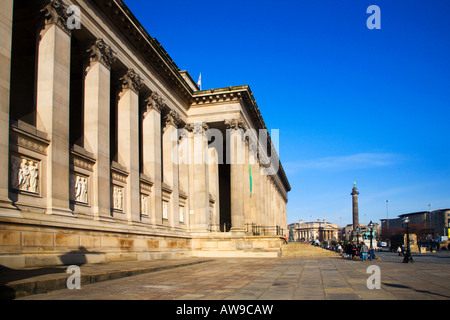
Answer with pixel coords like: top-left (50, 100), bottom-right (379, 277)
top-left (0, 0), bottom-right (290, 267)
top-left (292, 219), bottom-right (340, 242)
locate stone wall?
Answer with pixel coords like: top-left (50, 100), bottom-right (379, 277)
top-left (0, 216), bottom-right (191, 268)
top-left (191, 233), bottom-right (283, 258)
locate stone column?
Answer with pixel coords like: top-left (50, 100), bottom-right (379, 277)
top-left (208, 139), bottom-right (220, 232)
top-left (351, 183), bottom-right (359, 230)
top-left (162, 109), bottom-right (181, 228)
top-left (84, 38), bottom-right (116, 220)
top-left (258, 160), bottom-right (267, 228)
top-left (0, 0), bottom-right (14, 209)
top-left (178, 123), bottom-right (191, 228)
top-left (191, 122), bottom-right (209, 232)
top-left (36, 1), bottom-right (72, 216)
top-left (263, 174), bottom-right (269, 228)
top-left (142, 92), bottom-right (163, 226)
top-left (117, 69), bottom-right (142, 223)
top-left (226, 119), bottom-right (246, 233)
top-left (243, 139), bottom-right (251, 231)
top-left (249, 142), bottom-right (260, 227)
top-left (269, 180), bottom-right (274, 228)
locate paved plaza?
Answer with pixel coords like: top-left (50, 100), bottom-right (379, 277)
top-left (11, 251), bottom-right (450, 301)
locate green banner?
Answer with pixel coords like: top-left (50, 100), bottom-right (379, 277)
top-left (249, 164), bottom-right (252, 197)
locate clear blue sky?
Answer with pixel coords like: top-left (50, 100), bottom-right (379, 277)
top-left (123, 0), bottom-right (450, 227)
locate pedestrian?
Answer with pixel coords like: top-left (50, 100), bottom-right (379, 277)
top-left (345, 243), bottom-right (352, 259)
top-left (351, 243), bottom-right (357, 260)
top-left (368, 247), bottom-right (374, 261)
top-left (397, 246), bottom-right (402, 256)
top-left (360, 242), bottom-right (369, 261)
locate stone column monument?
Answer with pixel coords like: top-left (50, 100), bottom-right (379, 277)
top-left (351, 182), bottom-right (359, 230)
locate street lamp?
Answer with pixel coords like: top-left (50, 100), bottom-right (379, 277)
top-left (403, 217), bottom-right (413, 263)
top-left (385, 200), bottom-right (390, 243)
top-left (368, 221), bottom-right (374, 248)
top-left (368, 220), bottom-right (376, 260)
top-left (356, 227), bottom-right (360, 243)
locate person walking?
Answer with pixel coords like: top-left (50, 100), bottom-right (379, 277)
top-left (368, 246), bottom-right (375, 261)
top-left (351, 243), bottom-right (357, 260)
top-left (360, 242), bottom-right (369, 261)
top-left (345, 243), bottom-right (352, 259)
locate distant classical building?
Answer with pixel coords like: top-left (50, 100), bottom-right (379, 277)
top-left (0, 0), bottom-right (290, 268)
top-left (292, 219), bottom-right (340, 242)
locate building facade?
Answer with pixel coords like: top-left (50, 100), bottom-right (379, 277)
top-left (380, 209), bottom-right (450, 240)
top-left (292, 219), bottom-right (340, 242)
top-left (0, 0), bottom-right (290, 268)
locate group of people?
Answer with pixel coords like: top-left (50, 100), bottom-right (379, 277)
top-left (344, 242), bottom-right (375, 261)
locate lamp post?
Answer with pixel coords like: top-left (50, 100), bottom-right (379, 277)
top-left (356, 227), bottom-right (360, 243)
top-left (385, 200), bottom-right (390, 244)
top-left (368, 220), bottom-right (375, 260)
top-left (403, 217), bottom-right (413, 263)
top-left (368, 221), bottom-right (374, 248)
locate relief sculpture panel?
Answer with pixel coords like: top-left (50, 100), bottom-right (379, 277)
top-left (11, 155), bottom-right (39, 194)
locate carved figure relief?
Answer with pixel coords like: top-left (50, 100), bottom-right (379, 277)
top-left (11, 156), bottom-right (39, 194)
top-left (74, 175), bottom-right (88, 203)
top-left (179, 206), bottom-right (184, 223)
top-left (113, 185), bottom-right (124, 211)
top-left (140, 194), bottom-right (148, 216)
top-left (162, 201), bottom-right (168, 219)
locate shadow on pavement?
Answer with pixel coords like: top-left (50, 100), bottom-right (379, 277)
top-left (0, 246), bottom-right (103, 300)
top-left (383, 282), bottom-right (450, 299)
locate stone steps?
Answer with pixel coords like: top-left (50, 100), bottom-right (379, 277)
top-left (281, 243), bottom-right (340, 258)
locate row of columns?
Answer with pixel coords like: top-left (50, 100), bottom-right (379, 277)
top-left (0, 0), bottom-right (287, 234)
top-left (226, 120), bottom-right (287, 233)
top-left (297, 230), bottom-right (336, 241)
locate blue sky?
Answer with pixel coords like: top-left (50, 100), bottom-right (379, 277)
top-left (123, 0), bottom-right (450, 226)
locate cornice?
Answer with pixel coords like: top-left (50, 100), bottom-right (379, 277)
top-left (91, 0), bottom-right (193, 104)
top-left (88, 0), bottom-right (290, 194)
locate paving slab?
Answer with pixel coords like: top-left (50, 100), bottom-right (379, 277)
top-left (3, 253), bottom-right (450, 300)
top-left (0, 257), bottom-right (211, 299)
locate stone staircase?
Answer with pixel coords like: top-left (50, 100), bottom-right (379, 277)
top-left (281, 243), bottom-right (341, 258)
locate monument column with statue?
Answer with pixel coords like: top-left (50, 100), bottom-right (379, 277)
top-left (351, 182), bottom-right (360, 231)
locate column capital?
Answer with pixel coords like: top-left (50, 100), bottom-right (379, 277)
top-left (163, 109), bottom-right (181, 131)
top-left (183, 123), bottom-right (194, 132)
top-left (193, 122), bottom-right (209, 136)
top-left (248, 139), bottom-right (258, 156)
top-left (224, 118), bottom-right (246, 131)
top-left (119, 69), bottom-right (142, 94)
top-left (86, 38), bottom-right (116, 70)
top-left (40, 0), bottom-right (72, 35)
top-left (144, 92), bottom-right (164, 115)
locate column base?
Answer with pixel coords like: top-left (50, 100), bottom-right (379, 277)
top-left (230, 227), bottom-right (246, 236)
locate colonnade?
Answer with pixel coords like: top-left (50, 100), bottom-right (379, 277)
top-left (0, 0), bottom-right (289, 236)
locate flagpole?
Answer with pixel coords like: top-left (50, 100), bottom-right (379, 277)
top-left (197, 73), bottom-right (202, 90)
